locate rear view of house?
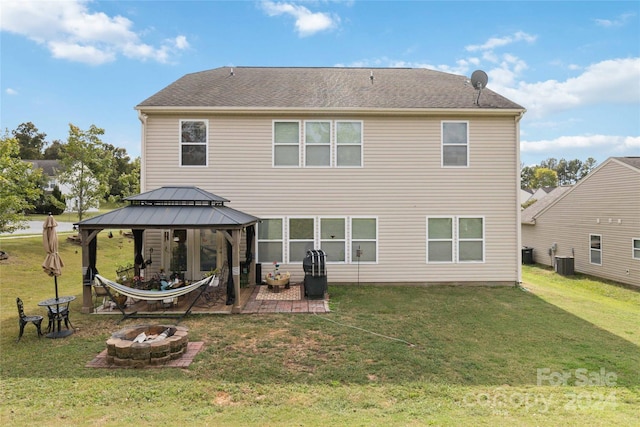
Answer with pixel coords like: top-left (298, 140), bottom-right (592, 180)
top-left (135, 67), bottom-right (525, 286)
top-left (522, 157), bottom-right (640, 287)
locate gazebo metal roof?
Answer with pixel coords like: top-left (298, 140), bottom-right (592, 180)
top-left (76, 186), bottom-right (258, 229)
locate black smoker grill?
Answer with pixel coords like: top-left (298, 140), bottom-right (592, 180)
top-left (303, 249), bottom-right (327, 299)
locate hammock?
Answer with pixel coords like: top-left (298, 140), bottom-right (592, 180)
top-left (95, 274), bottom-right (212, 301)
top-left (94, 274), bottom-right (215, 323)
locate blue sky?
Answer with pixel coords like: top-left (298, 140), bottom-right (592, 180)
top-left (1, 0), bottom-right (638, 167)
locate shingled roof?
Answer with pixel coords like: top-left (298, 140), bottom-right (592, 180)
top-left (137, 67), bottom-right (524, 111)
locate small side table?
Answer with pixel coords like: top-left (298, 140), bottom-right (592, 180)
top-left (38, 296), bottom-right (76, 339)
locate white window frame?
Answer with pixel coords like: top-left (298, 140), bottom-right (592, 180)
top-left (350, 217), bottom-right (378, 264)
top-left (304, 120), bottom-right (332, 167)
top-left (426, 216), bottom-right (454, 263)
top-left (256, 218), bottom-right (284, 264)
top-left (335, 120), bottom-right (363, 168)
top-left (457, 216), bottom-right (485, 263)
top-left (319, 217), bottom-right (347, 263)
top-left (441, 121), bottom-right (469, 168)
top-left (287, 217), bottom-right (316, 263)
top-left (633, 238), bottom-right (640, 260)
top-left (426, 216), bottom-right (485, 263)
top-left (179, 119), bottom-right (208, 167)
top-left (590, 234), bottom-right (602, 265)
top-left (273, 120), bottom-right (300, 167)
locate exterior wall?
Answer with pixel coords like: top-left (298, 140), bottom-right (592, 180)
top-left (142, 113), bottom-right (520, 285)
top-left (522, 160), bottom-right (640, 287)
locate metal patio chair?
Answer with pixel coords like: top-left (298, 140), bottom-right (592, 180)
top-left (16, 297), bottom-right (43, 342)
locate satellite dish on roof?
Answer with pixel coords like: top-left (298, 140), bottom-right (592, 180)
top-left (470, 70), bottom-right (488, 89)
top-left (470, 70), bottom-right (488, 105)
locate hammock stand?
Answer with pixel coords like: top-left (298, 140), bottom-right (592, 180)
top-left (94, 274), bottom-right (214, 323)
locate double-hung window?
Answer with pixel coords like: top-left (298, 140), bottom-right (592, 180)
top-left (634, 238), bottom-right (640, 260)
top-left (320, 218), bottom-right (346, 262)
top-left (274, 121), bottom-right (300, 167)
top-left (257, 219), bottom-right (284, 263)
top-left (590, 234), bottom-right (602, 265)
top-left (442, 121), bottom-right (468, 167)
top-left (180, 120), bottom-right (208, 166)
top-left (351, 218), bottom-right (377, 262)
top-left (273, 120), bottom-right (362, 168)
top-left (288, 218), bottom-right (315, 262)
top-left (458, 217), bottom-right (484, 262)
top-left (336, 121), bottom-right (362, 167)
top-left (427, 216), bottom-right (484, 263)
top-left (305, 121), bottom-right (331, 166)
top-left (427, 217), bottom-right (454, 262)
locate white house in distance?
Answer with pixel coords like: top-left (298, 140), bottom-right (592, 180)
top-left (522, 157), bottom-right (640, 287)
top-left (27, 159), bottom-right (98, 213)
top-left (132, 67), bottom-right (526, 286)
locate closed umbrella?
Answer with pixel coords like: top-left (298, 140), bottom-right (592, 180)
top-left (42, 214), bottom-right (64, 299)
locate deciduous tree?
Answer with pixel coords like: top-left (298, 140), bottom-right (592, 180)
top-left (58, 124), bottom-right (112, 221)
top-left (531, 167), bottom-right (558, 188)
top-left (12, 122), bottom-right (46, 159)
top-left (0, 133), bottom-right (43, 232)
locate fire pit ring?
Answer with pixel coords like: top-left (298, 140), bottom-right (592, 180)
top-left (106, 324), bottom-right (189, 367)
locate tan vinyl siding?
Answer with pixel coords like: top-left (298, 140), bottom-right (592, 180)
top-left (522, 160), bottom-right (640, 287)
top-left (143, 113), bottom-right (520, 285)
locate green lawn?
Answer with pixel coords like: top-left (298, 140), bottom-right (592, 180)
top-left (1, 234), bottom-right (638, 426)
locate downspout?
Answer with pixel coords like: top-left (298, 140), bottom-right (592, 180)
top-left (137, 110), bottom-right (147, 193)
top-left (515, 110), bottom-right (526, 286)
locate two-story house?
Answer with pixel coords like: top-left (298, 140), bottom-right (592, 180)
top-left (126, 66), bottom-right (525, 290)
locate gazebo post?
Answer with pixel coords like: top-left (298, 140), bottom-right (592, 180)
top-left (80, 229), bottom-right (93, 314)
top-left (232, 228), bottom-right (242, 313)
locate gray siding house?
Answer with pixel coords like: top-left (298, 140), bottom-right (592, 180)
top-left (135, 67), bottom-right (525, 285)
top-left (522, 157), bottom-right (640, 287)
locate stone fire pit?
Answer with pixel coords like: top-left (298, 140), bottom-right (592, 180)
top-left (106, 324), bottom-right (189, 367)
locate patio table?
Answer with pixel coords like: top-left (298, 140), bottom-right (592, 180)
top-left (38, 296), bottom-right (75, 339)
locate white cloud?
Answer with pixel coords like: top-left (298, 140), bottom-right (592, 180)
top-left (493, 57), bottom-right (640, 118)
top-left (595, 12), bottom-right (636, 28)
top-left (0, 0), bottom-right (189, 65)
top-left (5, 88), bottom-right (18, 95)
top-left (521, 134), bottom-right (640, 152)
top-left (261, 1), bottom-right (338, 37)
top-left (465, 31), bottom-right (537, 52)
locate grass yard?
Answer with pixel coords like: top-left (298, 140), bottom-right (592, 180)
top-left (1, 233), bottom-right (638, 426)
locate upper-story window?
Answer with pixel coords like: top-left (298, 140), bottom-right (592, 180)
top-left (274, 120), bottom-right (363, 168)
top-left (180, 120), bottom-right (208, 166)
top-left (305, 121), bottom-right (331, 167)
top-left (442, 121), bottom-right (468, 167)
top-left (274, 121), bottom-right (300, 167)
top-left (336, 121), bottom-right (362, 167)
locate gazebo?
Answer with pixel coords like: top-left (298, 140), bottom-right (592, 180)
top-left (75, 186), bottom-right (259, 314)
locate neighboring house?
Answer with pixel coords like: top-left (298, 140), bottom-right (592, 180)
top-left (521, 186), bottom-right (557, 207)
top-left (522, 157), bottom-right (640, 287)
top-left (520, 188), bottom-right (534, 205)
top-left (134, 66), bottom-right (526, 285)
top-left (26, 159), bottom-right (97, 213)
top-left (27, 159), bottom-right (62, 192)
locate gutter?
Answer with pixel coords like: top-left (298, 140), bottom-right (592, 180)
top-left (134, 105), bottom-right (527, 118)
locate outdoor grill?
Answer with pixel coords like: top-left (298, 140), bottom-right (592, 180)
top-left (303, 249), bottom-right (327, 299)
